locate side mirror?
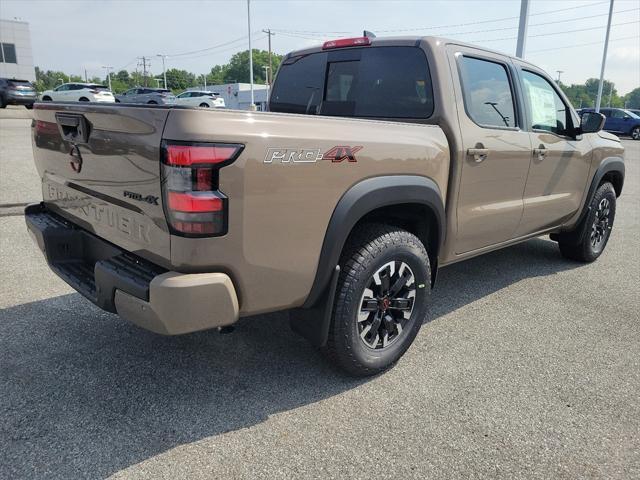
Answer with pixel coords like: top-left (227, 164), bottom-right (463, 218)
top-left (580, 112), bottom-right (605, 134)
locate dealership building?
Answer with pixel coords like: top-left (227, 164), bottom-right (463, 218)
top-left (0, 19), bottom-right (36, 82)
top-left (199, 83), bottom-right (270, 111)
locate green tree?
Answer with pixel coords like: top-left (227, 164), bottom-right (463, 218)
top-left (222, 49), bottom-right (282, 84)
top-left (624, 87), bottom-right (640, 109)
top-left (165, 68), bottom-right (196, 91)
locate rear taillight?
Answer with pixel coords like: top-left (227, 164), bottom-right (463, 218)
top-left (322, 37), bottom-right (371, 50)
top-left (161, 141), bottom-right (243, 236)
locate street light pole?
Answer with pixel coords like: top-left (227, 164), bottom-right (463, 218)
top-left (247, 0), bottom-right (255, 110)
top-left (515, 0), bottom-right (530, 58)
top-left (157, 55), bottom-right (168, 89)
top-left (102, 66), bottom-right (113, 91)
top-left (595, 0), bottom-right (615, 113)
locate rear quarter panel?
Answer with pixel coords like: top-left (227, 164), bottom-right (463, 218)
top-left (163, 109), bottom-right (450, 315)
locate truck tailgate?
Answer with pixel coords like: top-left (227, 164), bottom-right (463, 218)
top-left (32, 103), bottom-right (171, 266)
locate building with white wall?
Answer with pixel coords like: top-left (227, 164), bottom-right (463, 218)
top-left (0, 19), bottom-right (36, 81)
top-left (197, 83), bottom-right (270, 111)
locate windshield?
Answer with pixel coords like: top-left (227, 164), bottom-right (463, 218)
top-left (270, 46), bottom-right (434, 119)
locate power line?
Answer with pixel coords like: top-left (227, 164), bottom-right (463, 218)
top-left (272, 1), bottom-right (608, 36)
top-left (527, 34), bottom-right (640, 54)
top-left (166, 32), bottom-right (260, 58)
top-left (437, 7), bottom-right (638, 38)
top-left (168, 35), bottom-right (269, 62)
top-left (470, 20), bottom-right (639, 43)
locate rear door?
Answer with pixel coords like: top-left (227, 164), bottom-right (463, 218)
top-left (448, 47), bottom-right (532, 253)
top-left (32, 104), bottom-right (172, 265)
top-left (513, 64), bottom-right (592, 234)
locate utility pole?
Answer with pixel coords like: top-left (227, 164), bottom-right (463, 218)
top-left (515, 0), bottom-right (530, 58)
top-left (102, 66), bottom-right (113, 91)
top-left (556, 70), bottom-right (563, 84)
top-left (157, 54), bottom-right (168, 89)
top-left (595, 0), bottom-right (614, 113)
top-left (247, 0), bottom-right (255, 110)
top-left (263, 65), bottom-right (270, 109)
top-left (262, 28), bottom-right (275, 85)
top-left (84, 69), bottom-right (88, 82)
top-left (137, 56), bottom-right (150, 87)
top-left (608, 82), bottom-right (614, 107)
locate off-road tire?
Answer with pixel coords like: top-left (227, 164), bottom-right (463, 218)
top-left (323, 224), bottom-right (430, 376)
top-left (558, 182), bottom-right (616, 262)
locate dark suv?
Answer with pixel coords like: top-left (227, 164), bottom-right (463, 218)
top-left (0, 78), bottom-right (37, 109)
top-left (581, 107), bottom-right (640, 140)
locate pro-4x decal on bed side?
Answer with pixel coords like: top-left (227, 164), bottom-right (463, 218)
top-left (264, 146), bottom-right (363, 164)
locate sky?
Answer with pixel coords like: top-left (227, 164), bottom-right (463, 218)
top-left (1, 0), bottom-right (639, 94)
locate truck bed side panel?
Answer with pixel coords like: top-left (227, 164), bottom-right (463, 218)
top-left (163, 109), bottom-right (450, 315)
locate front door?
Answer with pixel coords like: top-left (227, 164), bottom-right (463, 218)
top-left (514, 65), bottom-right (592, 235)
top-left (450, 48), bottom-right (532, 254)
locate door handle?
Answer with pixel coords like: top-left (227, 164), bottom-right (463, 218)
top-left (467, 148), bottom-right (489, 163)
top-left (533, 145), bottom-right (547, 161)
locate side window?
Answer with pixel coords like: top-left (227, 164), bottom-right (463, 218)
top-left (1, 43), bottom-right (17, 64)
top-left (521, 70), bottom-right (570, 136)
top-left (459, 56), bottom-right (516, 128)
top-left (610, 109), bottom-right (625, 119)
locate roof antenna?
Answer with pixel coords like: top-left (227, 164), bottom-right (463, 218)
top-left (363, 30), bottom-right (376, 38)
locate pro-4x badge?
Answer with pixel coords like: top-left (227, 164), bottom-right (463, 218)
top-left (264, 145), bottom-right (363, 164)
top-left (123, 191), bottom-right (159, 205)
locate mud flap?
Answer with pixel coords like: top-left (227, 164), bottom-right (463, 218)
top-left (290, 265), bottom-right (340, 347)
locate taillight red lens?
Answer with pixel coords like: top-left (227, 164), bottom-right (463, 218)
top-left (166, 144), bottom-right (240, 166)
top-left (161, 141), bottom-right (243, 237)
top-left (322, 37), bottom-right (371, 50)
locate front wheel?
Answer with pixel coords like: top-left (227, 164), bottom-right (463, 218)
top-left (78, 97), bottom-right (89, 102)
top-left (199, 102), bottom-right (210, 108)
top-left (323, 224), bottom-right (430, 376)
top-left (558, 182), bottom-right (616, 262)
top-left (631, 126), bottom-right (640, 140)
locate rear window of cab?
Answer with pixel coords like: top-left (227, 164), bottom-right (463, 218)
top-left (270, 46), bottom-right (434, 120)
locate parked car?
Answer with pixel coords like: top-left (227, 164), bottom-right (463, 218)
top-left (580, 107), bottom-right (640, 140)
top-left (26, 35), bottom-right (624, 376)
top-left (174, 90), bottom-right (225, 108)
top-left (0, 78), bottom-right (38, 109)
top-left (115, 87), bottom-right (175, 105)
top-left (40, 83), bottom-right (115, 103)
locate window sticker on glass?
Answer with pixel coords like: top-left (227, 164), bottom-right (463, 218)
top-left (524, 78), bottom-right (556, 128)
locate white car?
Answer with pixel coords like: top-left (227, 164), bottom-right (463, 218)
top-left (174, 90), bottom-right (225, 108)
top-left (40, 83), bottom-right (115, 103)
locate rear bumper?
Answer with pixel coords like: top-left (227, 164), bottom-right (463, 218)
top-left (25, 203), bottom-right (239, 335)
top-left (5, 93), bottom-right (36, 105)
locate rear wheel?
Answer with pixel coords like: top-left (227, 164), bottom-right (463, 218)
top-left (42, 96), bottom-right (52, 102)
top-left (631, 126), bottom-right (640, 140)
top-left (558, 182), bottom-right (616, 262)
top-left (199, 102), bottom-right (210, 108)
top-left (323, 224), bottom-right (430, 376)
top-left (79, 97), bottom-right (89, 102)
top-left (147, 100), bottom-right (158, 104)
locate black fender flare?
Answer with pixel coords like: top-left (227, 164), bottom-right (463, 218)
top-left (291, 175), bottom-right (444, 346)
top-left (554, 156), bottom-right (625, 246)
top-left (577, 156), bottom-right (625, 226)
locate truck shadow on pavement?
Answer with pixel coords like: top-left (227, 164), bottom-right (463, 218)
top-left (0, 237), bottom-right (580, 479)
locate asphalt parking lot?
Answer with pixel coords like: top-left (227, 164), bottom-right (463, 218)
top-left (1, 105), bottom-right (639, 479)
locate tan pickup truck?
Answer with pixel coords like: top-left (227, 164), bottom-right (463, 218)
top-left (26, 36), bottom-right (625, 375)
